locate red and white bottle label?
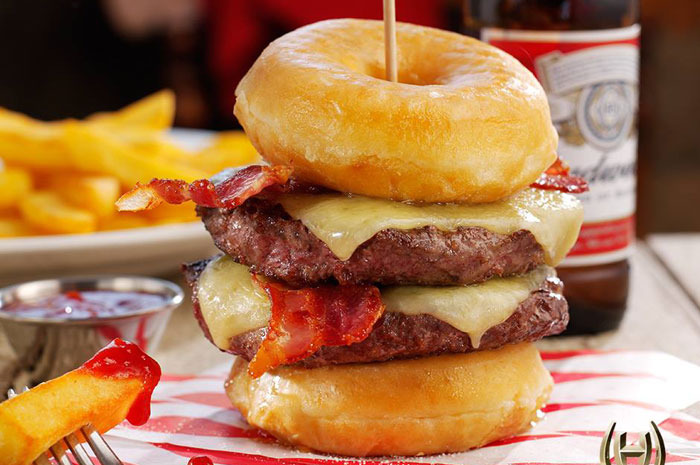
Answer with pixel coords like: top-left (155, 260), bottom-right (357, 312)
top-left (482, 25), bottom-right (640, 266)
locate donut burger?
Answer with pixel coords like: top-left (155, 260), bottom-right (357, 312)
top-left (117, 19), bottom-right (587, 457)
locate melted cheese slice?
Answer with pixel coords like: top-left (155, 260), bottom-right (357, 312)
top-left (278, 188), bottom-right (583, 265)
top-left (196, 255), bottom-right (555, 350)
top-left (382, 266), bottom-right (554, 348)
top-left (197, 255), bottom-right (271, 349)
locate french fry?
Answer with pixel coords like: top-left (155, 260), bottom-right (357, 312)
top-left (62, 123), bottom-right (208, 186)
top-left (19, 191), bottom-right (97, 234)
top-left (0, 107), bottom-right (41, 126)
top-left (0, 218), bottom-right (36, 238)
top-left (0, 110), bottom-right (67, 170)
top-left (0, 90), bottom-right (260, 237)
top-left (87, 89), bottom-right (175, 131)
top-left (144, 202), bottom-right (198, 223)
top-left (99, 213), bottom-right (151, 231)
top-left (0, 90), bottom-right (173, 171)
top-left (0, 167), bottom-right (32, 209)
top-left (0, 339), bottom-right (159, 465)
top-left (123, 133), bottom-right (196, 167)
top-left (45, 175), bottom-right (120, 219)
top-left (115, 130), bottom-right (259, 175)
top-left (194, 131), bottom-right (260, 173)
top-left (0, 370), bottom-right (143, 465)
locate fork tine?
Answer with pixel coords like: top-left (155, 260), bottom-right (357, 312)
top-left (6, 387), bottom-right (29, 400)
top-left (65, 432), bottom-right (93, 465)
top-left (82, 424), bottom-right (124, 465)
top-left (49, 440), bottom-right (74, 465)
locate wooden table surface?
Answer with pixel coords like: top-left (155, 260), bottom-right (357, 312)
top-left (648, 233), bottom-right (700, 309)
top-left (1, 234), bottom-right (699, 414)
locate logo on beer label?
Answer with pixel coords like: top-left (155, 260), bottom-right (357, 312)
top-left (600, 421), bottom-right (666, 465)
top-left (482, 25), bottom-right (640, 266)
top-left (534, 43), bottom-right (638, 152)
top-left (578, 82), bottom-right (636, 151)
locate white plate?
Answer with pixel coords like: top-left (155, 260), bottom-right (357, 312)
top-left (0, 129), bottom-right (219, 285)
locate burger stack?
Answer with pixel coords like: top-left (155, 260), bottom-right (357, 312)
top-left (118, 19), bottom-right (586, 457)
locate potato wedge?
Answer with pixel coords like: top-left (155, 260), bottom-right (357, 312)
top-left (46, 175), bottom-right (120, 219)
top-left (19, 191), bottom-right (97, 234)
top-left (0, 339), bottom-right (160, 465)
top-left (87, 89), bottom-right (175, 131)
top-left (0, 370), bottom-right (141, 465)
top-left (0, 167), bottom-right (32, 209)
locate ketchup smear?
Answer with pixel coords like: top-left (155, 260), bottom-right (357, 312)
top-left (188, 457), bottom-right (214, 465)
top-left (80, 338), bottom-right (161, 426)
top-left (3, 290), bottom-right (168, 320)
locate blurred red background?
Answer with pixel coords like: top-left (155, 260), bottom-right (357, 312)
top-left (0, 0), bottom-right (696, 233)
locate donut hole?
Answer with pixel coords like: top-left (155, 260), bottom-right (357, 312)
top-left (363, 57), bottom-right (445, 86)
top-left (326, 26), bottom-right (456, 87)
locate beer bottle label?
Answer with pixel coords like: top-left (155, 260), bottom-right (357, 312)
top-left (482, 25), bottom-right (640, 266)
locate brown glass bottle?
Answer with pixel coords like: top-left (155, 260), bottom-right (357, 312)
top-left (463, 0), bottom-right (640, 334)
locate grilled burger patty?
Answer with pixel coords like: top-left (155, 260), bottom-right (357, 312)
top-left (198, 199), bottom-right (546, 287)
top-left (183, 259), bottom-right (568, 367)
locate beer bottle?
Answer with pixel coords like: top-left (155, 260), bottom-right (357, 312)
top-left (463, 0), bottom-right (640, 333)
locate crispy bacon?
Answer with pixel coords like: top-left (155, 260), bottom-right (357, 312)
top-left (115, 165), bottom-right (293, 212)
top-left (531, 158), bottom-right (589, 194)
top-left (248, 277), bottom-right (385, 377)
top-left (543, 157), bottom-right (570, 176)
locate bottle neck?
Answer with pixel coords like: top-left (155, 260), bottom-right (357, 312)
top-left (464, 0), bottom-right (639, 32)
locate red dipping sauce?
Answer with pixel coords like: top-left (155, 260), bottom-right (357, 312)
top-left (3, 290), bottom-right (169, 320)
top-left (80, 338), bottom-right (161, 426)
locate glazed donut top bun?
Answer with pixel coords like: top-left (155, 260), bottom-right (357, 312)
top-left (235, 19), bottom-right (558, 203)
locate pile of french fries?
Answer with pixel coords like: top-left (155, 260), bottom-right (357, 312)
top-left (0, 90), bottom-right (259, 237)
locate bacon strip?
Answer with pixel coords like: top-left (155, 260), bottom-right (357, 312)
top-left (115, 165), bottom-right (293, 212)
top-left (531, 158), bottom-right (589, 194)
top-left (248, 278), bottom-right (385, 377)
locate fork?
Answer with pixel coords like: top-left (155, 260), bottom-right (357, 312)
top-left (7, 388), bottom-right (124, 465)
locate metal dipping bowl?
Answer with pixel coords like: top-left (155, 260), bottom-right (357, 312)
top-left (0, 276), bottom-right (183, 389)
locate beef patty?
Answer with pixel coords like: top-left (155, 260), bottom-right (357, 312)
top-left (199, 198), bottom-right (545, 286)
top-left (183, 258), bottom-right (568, 368)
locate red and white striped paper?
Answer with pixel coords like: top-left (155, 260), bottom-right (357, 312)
top-left (106, 350), bottom-right (700, 465)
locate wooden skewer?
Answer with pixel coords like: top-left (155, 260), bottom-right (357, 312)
top-left (383, 0), bottom-right (398, 82)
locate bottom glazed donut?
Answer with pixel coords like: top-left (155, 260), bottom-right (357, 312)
top-left (225, 343), bottom-right (553, 457)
